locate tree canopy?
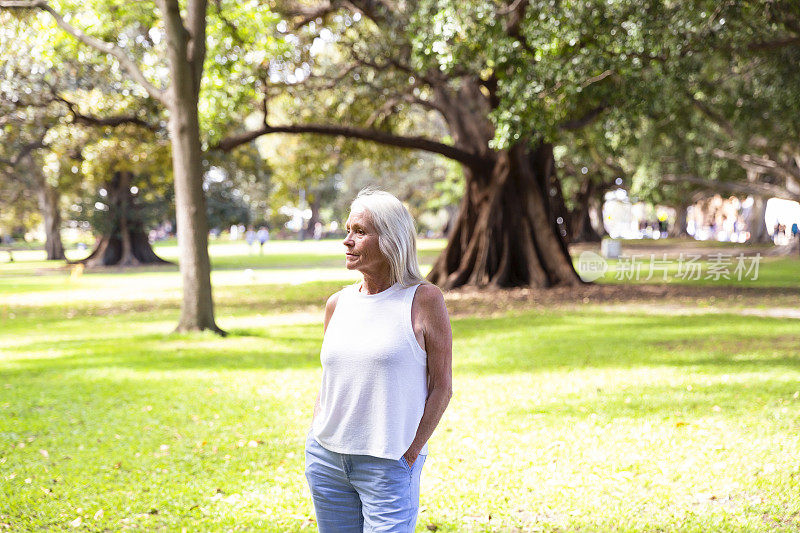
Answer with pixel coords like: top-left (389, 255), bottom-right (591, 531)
top-left (1, 0), bottom-right (799, 319)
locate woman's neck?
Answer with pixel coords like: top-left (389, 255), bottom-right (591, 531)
top-left (360, 271), bottom-right (393, 294)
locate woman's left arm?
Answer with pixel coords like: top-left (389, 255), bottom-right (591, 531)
top-left (404, 283), bottom-right (453, 466)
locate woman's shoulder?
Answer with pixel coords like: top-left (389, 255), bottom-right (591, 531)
top-left (413, 281), bottom-right (442, 298)
top-left (325, 288), bottom-right (347, 313)
top-left (411, 282), bottom-right (446, 315)
top-left (325, 283), bottom-right (357, 312)
top-left (323, 288), bottom-right (348, 331)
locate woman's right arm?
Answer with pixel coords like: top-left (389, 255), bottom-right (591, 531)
top-left (313, 291), bottom-right (340, 420)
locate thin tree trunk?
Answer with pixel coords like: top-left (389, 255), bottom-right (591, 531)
top-left (588, 194), bottom-right (607, 238)
top-left (2, 0), bottom-right (220, 333)
top-left (569, 177), bottom-right (602, 243)
top-left (303, 194), bottom-right (321, 240)
top-left (427, 142), bottom-right (583, 289)
top-left (169, 92), bottom-right (221, 334)
top-left (669, 202), bottom-right (689, 238)
top-left (116, 171), bottom-right (137, 266)
top-left (546, 165), bottom-right (572, 243)
top-left (747, 195), bottom-right (771, 243)
top-left (159, 0), bottom-right (222, 334)
top-left (36, 179), bottom-right (65, 260)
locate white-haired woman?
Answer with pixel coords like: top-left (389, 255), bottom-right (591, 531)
top-left (305, 189), bottom-right (453, 532)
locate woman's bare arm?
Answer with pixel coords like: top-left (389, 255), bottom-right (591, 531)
top-left (313, 291), bottom-right (340, 421)
top-left (405, 283), bottom-right (453, 465)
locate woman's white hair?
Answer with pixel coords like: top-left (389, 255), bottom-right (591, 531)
top-left (350, 188), bottom-right (426, 287)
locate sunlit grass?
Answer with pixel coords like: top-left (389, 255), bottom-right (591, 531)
top-left (586, 255), bottom-right (799, 288)
top-left (1, 239), bottom-right (799, 531)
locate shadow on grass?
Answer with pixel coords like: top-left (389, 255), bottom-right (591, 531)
top-left (3, 310), bottom-right (799, 379)
top-left (505, 376), bottom-right (800, 420)
top-left (0, 326), bottom-right (323, 377)
top-left (452, 311), bottom-right (800, 374)
top-left (220, 328), bottom-right (282, 338)
top-left (0, 280), bottom-right (346, 323)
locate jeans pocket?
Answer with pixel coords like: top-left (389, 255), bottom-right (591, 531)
top-left (399, 456), bottom-right (413, 474)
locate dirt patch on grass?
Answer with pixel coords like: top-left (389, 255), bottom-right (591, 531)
top-left (569, 240), bottom-right (772, 258)
top-left (650, 335), bottom-right (800, 352)
top-left (443, 283), bottom-right (800, 318)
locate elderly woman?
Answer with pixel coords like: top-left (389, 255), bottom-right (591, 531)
top-left (305, 189), bottom-right (453, 532)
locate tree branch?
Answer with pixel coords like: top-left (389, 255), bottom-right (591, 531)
top-left (341, 0), bottom-right (395, 26)
top-left (0, 0), bottom-right (168, 104)
top-left (0, 138), bottom-right (47, 169)
top-left (49, 93), bottom-right (160, 131)
top-left (748, 36), bottom-right (800, 51)
top-left (502, 0), bottom-right (535, 56)
top-left (686, 85), bottom-right (800, 174)
top-left (662, 174), bottom-right (800, 202)
top-left (711, 148), bottom-right (800, 183)
top-left (278, 0), bottom-right (335, 29)
top-left (212, 0), bottom-right (247, 43)
top-left (558, 105), bottom-right (607, 131)
top-left (67, 107), bottom-right (160, 131)
top-left (687, 92), bottom-right (737, 139)
top-left (267, 63), bottom-right (361, 92)
top-left (212, 123), bottom-right (490, 169)
top-left (364, 97), bottom-right (400, 128)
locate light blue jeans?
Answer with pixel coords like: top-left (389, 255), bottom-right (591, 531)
top-left (304, 432), bottom-right (426, 532)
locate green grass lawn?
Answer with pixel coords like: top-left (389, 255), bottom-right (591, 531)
top-left (1, 239), bottom-right (799, 531)
top-left (587, 254), bottom-right (798, 289)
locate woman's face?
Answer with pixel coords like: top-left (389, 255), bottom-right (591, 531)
top-left (343, 209), bottom-right (389, 277)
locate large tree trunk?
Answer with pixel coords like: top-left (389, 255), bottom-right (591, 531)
top-left (426, 79), bottom-right (581, 289)
top-left (427, 142), bottom-right (583, 289)
top-left (77, 171), bottom-right (171, 268)
top-left (36, 180), bottom-right (65, 260)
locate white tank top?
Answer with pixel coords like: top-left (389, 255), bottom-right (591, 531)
top-left (311, 281), bottom-right (429, 460)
